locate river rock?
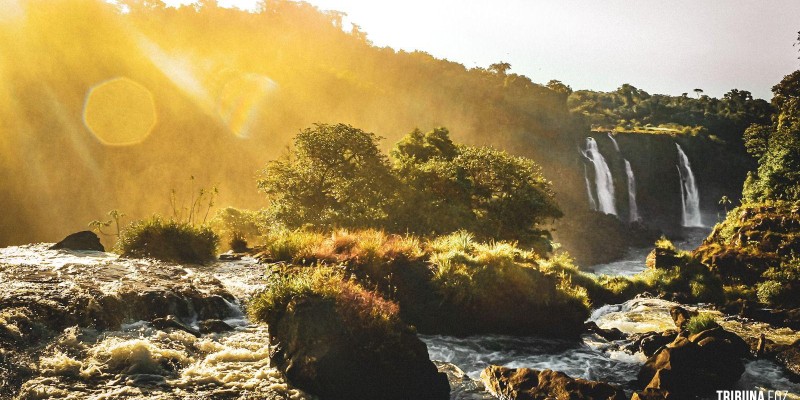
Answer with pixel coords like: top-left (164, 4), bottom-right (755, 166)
top-left (268, 295), bottom-right (450, 400)
top-left (49, 231), bottom-right (104, 252)
top-left (669, 306), bottom-right (696, 330)
top-left (627, 330), bottom-right (678, 357)
top-left (199, 319), bottom-right (234, 334)
top-left (637, 326), bottom-right (748, 398)
top-left (645, 248), bottom-right (681, 270)
top-left (481, 365), bottom-right (626, 400)
top-left (150, 315), bottom-right (201, 337)
top-left (585, 321), bottom-right (627, 341)
top-left (774, 339), bottom-right (800, 378)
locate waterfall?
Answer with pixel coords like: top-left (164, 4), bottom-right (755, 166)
top-left (675, 144), bottom-right (703, 227)
top-left (607, 132), bottom-right (620, 152)
top-left (584, 137), bottom-right (617, 216)
top-left (624, 159), bottom-right (640, 222)
top-left (583, 164), bottom-right (597, 211)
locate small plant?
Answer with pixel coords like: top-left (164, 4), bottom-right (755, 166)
top-left (116, 216), bottom-right (219, 264)
top-left (654, 235), bottom-right (677, 252)
top-left (756, 280), bottom-right (786, 306)
top-left (89, 209), bottom-right (126, 239)
top-left (685, 312), bottom-right (720, 334)
top-left (170, 176), bottom-right (218, 226)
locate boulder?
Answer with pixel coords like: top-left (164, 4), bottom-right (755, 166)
top-left (627, 330), bottom-right (678, 357)
top-left (669, 306), bottom-right (696, 331)
top-left (645, 248), bottom-right (680, 270)
top-left (49, 231), bottom-right (104, 252)
top-left (637, 327), bottom-right (748, 398)
top-left (774, 339), bottom-right (800, 379)
top-left (585, 321), bottom-right (627, 341)
top-left (199, 319), bottom-right (234, 334)
top-left (269, 295), bottom-right (450, 400)
top-left (480, 365), bottom-right (626, 400)
top-left (150, 315), bottom-right (201, 337)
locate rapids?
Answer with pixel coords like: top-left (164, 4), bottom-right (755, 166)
top-left (2, 240), bottom-right (799, 399)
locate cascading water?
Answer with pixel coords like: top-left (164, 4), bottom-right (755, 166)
top-left (584, 137), bottom-right (617, 216)
top-left (624, 159), bottom-right (640, 223)
top-left (607, 132), bottom-right (620, 152)
top-left (583, 164), bottom-right (597, 211)
top-left (676, 144), bottom-right (703, 227)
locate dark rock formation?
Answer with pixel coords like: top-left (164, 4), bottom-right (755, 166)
top-left (636, 327), bottom-right (749, 399)
top-left (627, 330), bottom-right (678, 358)
top-left (585, 321), bottom-right (627, 341)
top-left (774, 339), bottom-right (800, 379)
top-left (49, 231), bottom-right (104, 252)
top-left (268, 295), bottom-right (450, 400)
top-left (199, 319), bottom-right (234, 334)
top-left (150, 315), bottom-right (201, 337)
top-left (669, 306), bottom-right (696, 331)
top-left (480, 365), bottom-right (626, 400)
top-left (645, 248), bottom-right (681, 270)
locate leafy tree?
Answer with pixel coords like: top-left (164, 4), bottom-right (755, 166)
top-left (258, 123), bottom-right (395, 230)
top-left (488, 61), bottom-right (511, 75)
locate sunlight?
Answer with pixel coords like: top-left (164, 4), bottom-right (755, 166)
top-left (216, 72), bottom-right (277, 139)
top-left (0, 0), bottom-right (25, 24)
top-left (83, 77), bottom-right (156, 146)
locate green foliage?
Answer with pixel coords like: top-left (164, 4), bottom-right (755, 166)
top-left (116, 216), bottom-right (219, 264)
top-left (390, 127), bottom-right (562, 241)
top-left (249, 266), bottom-right (401, 337)
top-left (654, 236), bottom-right (677, 252)
top-left (685, 312), bottom-right (720, 334)
top-left (742, 71), bottom-right (800, 202)
top-left (258, 123), bottom-right (395, 231)
top-left (210, 207), bottom-right (265, 251)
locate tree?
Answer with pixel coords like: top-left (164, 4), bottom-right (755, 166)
top-left (488, 62), bottom-right (511, 75)
top-left (258, 123), bottom-right (395, 229)
top-left (694, 88), bottom-right (703, 98)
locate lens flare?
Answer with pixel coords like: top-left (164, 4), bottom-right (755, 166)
top-left (216, 72), bottom-right (277, 139)
top-left (83, 77), bottom-right (156, 146)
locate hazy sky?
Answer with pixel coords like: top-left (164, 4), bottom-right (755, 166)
top-left (169, 0), bottom-right (800, 100)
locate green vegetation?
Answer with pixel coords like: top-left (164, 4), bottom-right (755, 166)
top-left (258, 124), bottom-right (561, 245)
top-left (685, 312), bottom-right (720, 334)
top-left (249, 266), bottom-right (401, 338)
top-left (116, 216), bottom-right (219, 264)
top-left (569, 84), bottom-right (772, 144)
top-left (248, 228), bottom-right (598, 337)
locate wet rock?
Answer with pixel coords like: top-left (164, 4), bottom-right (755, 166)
top-left (584, 321), bottom-right (627, 341)
top-left (774, 339), bottom-right (800, 379)
top-left (645, 248), bottom-right (681, 270)
top-left (199, 319), bottom-right (234, 334)
top-left (268, 295), bottom-right (450, 400)
top-left (637, 327), bottom-right (748, 398)
top-left (668, 306), bottom-right (696, 330)
top-left (150, 315), bottom-right (201, 337)
top-left (219, 252), bottom-right (243, 261)
top-left (627, 330), bottom-right (678, 357)
top-left (480, 365), bottom-right (626, 400)
top-left (49, 231), bottom-right (104, 252)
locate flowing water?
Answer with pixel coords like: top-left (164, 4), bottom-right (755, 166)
top-left (624, 159), bottom-right (640, 223)
top-left (584, 164), bottom-right (598, 211)
top-left (676, 143), bottom-right (704, 227)
top-left (583, 137), bottom-right (617, 216)
top-left (608, 132), bottom-right (621, 152)
top-left (2, 243), bottom-right (798, 399)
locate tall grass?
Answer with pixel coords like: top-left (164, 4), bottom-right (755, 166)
top-left (116, 216), bottom-right (219, 263)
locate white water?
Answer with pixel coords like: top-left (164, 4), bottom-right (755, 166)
top-left (584, 137), bottom-right (617, 215)
top-left (583, 164), bottom-right (598, 211)
top-left (676, 144), bottom-right (703, 227)
top-left (607, 132), bottom-right (620, 152)
top-left (624, 159), bottom-right (640, 222)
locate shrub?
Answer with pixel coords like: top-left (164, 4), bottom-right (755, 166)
top-left (756, 280), bottom-right (786, 306)
top-left (654, 235), bottom-right (677, 252)
top-left (116, 216), bottom-right (219, 263)
top-left (685, 312), bottom-right (720, 334)
top-left (249, 267), bottom-right (400, 337)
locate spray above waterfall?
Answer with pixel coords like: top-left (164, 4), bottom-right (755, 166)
top-left (582, 137), bottom-right (617, 216)
top-left (676, 144), bottom-right (703, 227)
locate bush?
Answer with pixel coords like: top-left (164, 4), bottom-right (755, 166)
top-left (756, 280), bottom-right (786, 306)
top-left (249, 267), bottom-right (400, 337)
top-left (116, 216), bottom-right (219, 263)
top-left (685, 312), bottom-right (720, 334)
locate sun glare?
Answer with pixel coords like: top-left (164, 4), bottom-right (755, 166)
top-left (83, 77), bottom-right (157, 146)
top-left (216, 72), bottom-right (277, 139)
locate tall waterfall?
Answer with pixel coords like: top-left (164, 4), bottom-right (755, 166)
top-left (584, 164), bottom-right (597, 211)
top-left (676, 144), bottom-right (703, 227)
top-left (624, 159), bottom-right (640, 222)
top-left (607, 132), bottom-right (620, 152)
top-left (584, 137), bottom-right (617, 215)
